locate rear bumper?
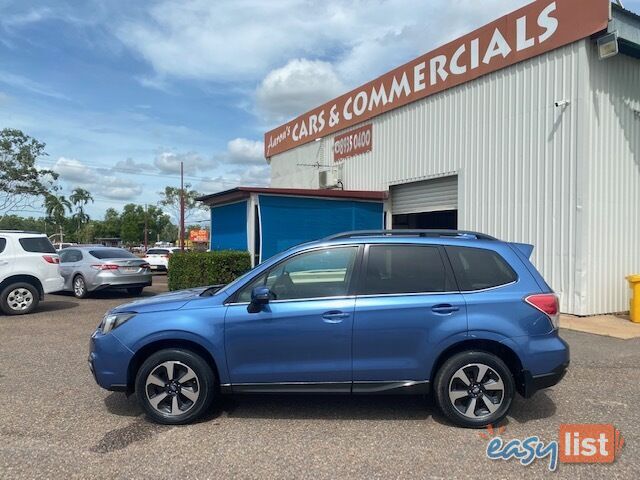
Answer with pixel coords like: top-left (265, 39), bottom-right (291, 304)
top-left (42, 276), bottom-right (65, 294)
top-left (521, 361), bottom-right (569, 398)
top-left (507, 332), bottom-right (570, 398)
top-left (89, 273), bottom-right (152, 291)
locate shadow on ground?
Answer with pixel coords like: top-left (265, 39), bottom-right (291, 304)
top-left (104, 390), bottom-right (556, 427)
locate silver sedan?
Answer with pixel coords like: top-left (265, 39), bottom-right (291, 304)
top-left (59, 246), bottom-right (152, 298)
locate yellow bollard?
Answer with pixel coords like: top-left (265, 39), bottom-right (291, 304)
top-left (627, 275), bottom-right (640, 323)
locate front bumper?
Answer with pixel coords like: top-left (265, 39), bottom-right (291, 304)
top-left (89, 330), bottom-right (133, 391)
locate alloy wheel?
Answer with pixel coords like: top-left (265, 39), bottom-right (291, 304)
top-left (448, 363), bottom-right (505, 419)
top-left (145, 361), bottom-right (200, 416)
top-left (74, 277), bottom-right (85, 297)
top-left (7, 288), bottom-right (33, 312)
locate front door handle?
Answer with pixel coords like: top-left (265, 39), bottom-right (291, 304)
top-left (322, 311), bottom-right (350, 323)
top-left (431, 304), bottom-right (460, 315)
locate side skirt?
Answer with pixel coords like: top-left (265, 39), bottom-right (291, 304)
top-left (220, 380), bottom-right (429, 395)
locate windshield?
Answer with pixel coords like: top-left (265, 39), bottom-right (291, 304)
top-left (89, 248), bottom-right (137, 259)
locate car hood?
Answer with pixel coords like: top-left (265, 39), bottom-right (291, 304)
top-left (111, 286), bottom-right (216, 313)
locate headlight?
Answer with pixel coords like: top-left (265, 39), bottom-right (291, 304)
top-left (100, 312), bottom-right (136, 334)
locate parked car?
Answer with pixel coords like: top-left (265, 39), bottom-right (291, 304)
top-left (89, 230), bottom-right (568, 428)
top-left (60, 247), bottom-right (152, 298)
top-left (53, 242), bottom-right (76, 251)
top-left (142, 247), bottom-right (181, 271)
top-left (0, 231), bottom-right (64, 315)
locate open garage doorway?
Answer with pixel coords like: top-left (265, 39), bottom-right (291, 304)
top-left (390, 175), bottom-right (458, 230)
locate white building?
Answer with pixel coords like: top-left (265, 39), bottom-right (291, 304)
top-left (263, 0), bottom-right (640, 315)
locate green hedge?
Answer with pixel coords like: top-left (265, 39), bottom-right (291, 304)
top-left (167, 250), bottom-right (252, 291)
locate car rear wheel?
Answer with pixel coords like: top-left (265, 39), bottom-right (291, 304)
top-left (135, 349), bottom-right (216, 425)
top-left (72, 275), bottom-right (89, 299)
top-left (434, 351), bottom-right (514, 428)
top-left (126, 287), bottom-right (144, 296)
top-left (0, 282), bottom-right (39, 315)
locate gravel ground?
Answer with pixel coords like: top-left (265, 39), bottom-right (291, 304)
top-left (0, 276), bottom-right (638, 479)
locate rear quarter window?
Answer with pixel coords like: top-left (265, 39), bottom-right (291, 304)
top-left (0, 238), bottom-right (6, 253)
top-left (445, 246), bottom-right (517, 291)
top-left (19, 237), bottom-right (56, 254)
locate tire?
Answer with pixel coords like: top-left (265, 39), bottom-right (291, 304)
top-left (0, 282), bottom-right (40, 315)
top-left (127, 287), bottom-right (144, 296)
top-left (72, 275), bottom-right (89, 299)
top-left (135, 349), bottom-right (216, 425)
top-left (434, 351), bottom-right (514, 428)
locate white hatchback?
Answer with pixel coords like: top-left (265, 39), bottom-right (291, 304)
top-left (142, 247), bottom-right (181, 271)
top-left (0, 231), bottom-right (65, 315)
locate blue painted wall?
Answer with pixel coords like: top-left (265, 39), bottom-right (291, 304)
top-left (210, 201), bottom-right (247, 251)
top-left (258, 195), bottom-right (383, 260)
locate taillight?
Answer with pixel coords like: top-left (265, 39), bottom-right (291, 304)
top-left (43, 255), bottom-right (59, 264)
top-left (91, 264), bottom-right (119, 270)
top-left (162, 254), bottom-right (170, 258)
top-left (525, 293), bottom-right (560, 330)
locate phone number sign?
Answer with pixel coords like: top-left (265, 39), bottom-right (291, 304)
top-left (333, 124), bottom-right (372, 162)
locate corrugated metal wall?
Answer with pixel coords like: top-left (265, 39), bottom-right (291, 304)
top-left (269, 40), bottom-right (639, 314)
top-left (581, 44), bottom-right (640, 315)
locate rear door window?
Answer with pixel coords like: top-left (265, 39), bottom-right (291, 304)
top-left (445, 246), bottom-right (517, 291)
top-left (361, 245), bottom-right (449, 295)
top-left (18, 237), bottom-right (56, 253)
top-left (60, 249), bottom-right (83, 263)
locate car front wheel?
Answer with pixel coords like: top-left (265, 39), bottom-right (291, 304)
top-left (434, 351), bottom-right (514, 428)
top-left (0, 282), bottom-right (39, 315)
top-left (135, 349), bottom-right (216, 425)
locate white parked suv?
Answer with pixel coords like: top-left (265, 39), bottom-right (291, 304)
top-left (0, 231), bottom-right (65, 315)
top-left (142, 247), bottom-right (181, 271)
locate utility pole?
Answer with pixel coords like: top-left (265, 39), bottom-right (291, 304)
top-left (144, 204), bottom-right (148, 251)
top-left (180, 161), bottom-right (185, 251)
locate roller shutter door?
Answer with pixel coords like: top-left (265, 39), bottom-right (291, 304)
top-left (391, 175), bottom-right (458, 215)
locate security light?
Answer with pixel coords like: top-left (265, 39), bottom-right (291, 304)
top-left (597, 32), bottom-right (619, 60)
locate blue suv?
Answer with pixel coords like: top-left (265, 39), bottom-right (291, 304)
top-left (89, 230), bottom-right (569, 428)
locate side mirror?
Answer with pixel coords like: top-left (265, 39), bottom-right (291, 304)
top-left (248, 286), bottom-right (270, 313)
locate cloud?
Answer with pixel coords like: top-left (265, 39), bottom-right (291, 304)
top-left (153, 150), bottom-right (211, 174)
top-left (256, 59), bottom-right (346, 123)
top-left (197, 165), bottom-right (270, 194)
top-left (53, 157), bottom-right (143, 201)
top-left (53, 157), bottom-right (91, 183)
top-left (0, 71), bottom-right (70, 101)
top-left (113, 157), bottom-right (151, 173)
top-left (216, 138), bottom-right (265, 166)
top-left (117, 0), bottom-right (524, 88)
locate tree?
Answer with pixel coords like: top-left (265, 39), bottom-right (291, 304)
top-left (44, 193), bottom-right (72, 240)
top-left (158, 183), bottom-right (207, 225)
top-left (70, 187), bottom-right (94, 226)
top-left (0, 128), bottom-right (58, 215)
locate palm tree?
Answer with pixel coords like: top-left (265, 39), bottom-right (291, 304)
top-left (43, 194), bottom-right (71, 241)
top-left (70, 188), bottom-right (94, 229)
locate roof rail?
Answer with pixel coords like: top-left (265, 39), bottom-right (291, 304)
top-left (323, 229), bottom-right (497, 241)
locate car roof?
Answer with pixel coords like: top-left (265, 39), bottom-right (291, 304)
top-left (293, 230), bottom-right (507, 252)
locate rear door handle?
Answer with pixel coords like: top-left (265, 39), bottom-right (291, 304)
top-left (322, 311), bottom-right (350, 323)
top-left (431, 304), bottom-right (460, 314)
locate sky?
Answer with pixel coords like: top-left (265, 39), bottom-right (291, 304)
top-left (1, 0), bottom-right (638, 222)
